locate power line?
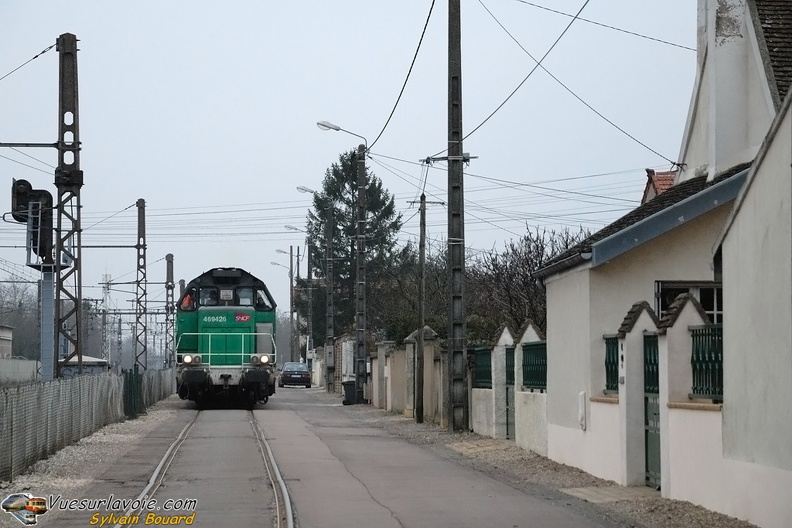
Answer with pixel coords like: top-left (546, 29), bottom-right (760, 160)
top-left (369, 0), bottom-right (437, 151)
top-left (0, 153), bottom-right (52, 175)
top-left (478, 0), bottom-right (677, 165)
top-left (84, 203), bottom-right (137, 231)
top-left (513, 0), bottom-right (696, 52)
top-left (0, 43), bottom-right (56, 83)
top-left (430, 0), bottom-right (591, 159)
top-left (8, 147), bottom-right (56, 169)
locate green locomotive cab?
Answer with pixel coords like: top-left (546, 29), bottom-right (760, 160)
top-left (175, 267), bottom-right (278, 409)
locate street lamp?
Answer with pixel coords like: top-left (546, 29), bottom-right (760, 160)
top-left (275, 248), bottom-right (299, 363)
top-left (318, 120), bottom-right (368, 404)
top-left (285, 225), bottom-right (314, 366)
top-left (271, 254), bottom-right (295, 363)
top-left (297, 185), bottom-right (337, 393)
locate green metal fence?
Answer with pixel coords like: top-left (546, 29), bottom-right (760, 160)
top-left (123, 365), bottom-right (144, 418)
top-left (471, 348), bottom-right (492, 389)
top-left (522, 341), bottom-right (547, 391)
top-left (605, 336), bottom-right (619, 393)
top-left (690, 324), bottom-right (723, 401)
top-left (506, 347), bottom-right (515, 386)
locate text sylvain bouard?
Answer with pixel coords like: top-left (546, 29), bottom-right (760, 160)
top-left (90, 512), bottom-right (196, 526)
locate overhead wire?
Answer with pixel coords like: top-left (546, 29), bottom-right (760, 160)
top-left (0, 153), bottom-right (52, 175)
top-left (429, 0), bottom-right (591, 160)
top-left (84, 203), bottom-right (137, 231)
top-left (368, 0), bottom-right (437, 151)
top-left (8, 147), bottom-right (56, 169)
top-left (0, 43), bottom-right (56, 83)
top-left (513, 0), bottom-right (696, 51)
top-left (477, 0), bottom-right (678, 166)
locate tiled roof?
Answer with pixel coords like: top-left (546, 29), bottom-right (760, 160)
top-left (617, 301), bottom-right (659, 338)
top-left (657, 293), bottom-right (710, 333)
top-left (537, 163), bottom-right (751, 277)
top-left (753, 0), bottom-right (792, 105)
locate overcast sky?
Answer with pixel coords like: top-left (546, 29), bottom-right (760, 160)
top-left (0, 1), bottom-right (696, 325)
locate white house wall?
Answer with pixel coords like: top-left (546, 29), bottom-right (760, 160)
top-left (546, 206), bottom-right (731, 482)
top-left (668, 407), bottom-right (792, 528)
top-left (722, 105), bottom-right (792, 471)
top-left (546, 266), bottom-right (590, 432)
top-left (589, 206), bottom-right (731, 388)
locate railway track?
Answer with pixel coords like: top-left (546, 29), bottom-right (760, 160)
top-left (111, 410), bottom-right (293, 528)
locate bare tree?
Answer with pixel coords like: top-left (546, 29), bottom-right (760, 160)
top-left (467, 227), bottom-right (590, 340)
top-left (0, 280), bottom-right (39, 359)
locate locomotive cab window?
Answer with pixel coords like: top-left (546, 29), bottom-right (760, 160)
top-left (179, 288), bottom-right (197, 311)
top-left (199, 287), bottom-right (219, 306)
top-left (255, 289), bottom-right (274, 311)
top-left (236, 287), bottom-right (254, 306)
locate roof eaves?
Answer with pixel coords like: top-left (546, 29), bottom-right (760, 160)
top-left (533, 250), bottom-right (592, 280)
top-left (590, 169), bottom-right (749, 267)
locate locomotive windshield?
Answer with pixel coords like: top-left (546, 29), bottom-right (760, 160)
top-left (199, 287), bottom-right (219, 306)
top-left (178, 285), bottom-right (274, 311)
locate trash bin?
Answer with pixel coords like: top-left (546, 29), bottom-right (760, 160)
top-left (342, 380), bottom-right (356, 405)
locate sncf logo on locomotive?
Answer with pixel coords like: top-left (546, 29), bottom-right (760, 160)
top-left (234, 313), bottom-right (251, 322)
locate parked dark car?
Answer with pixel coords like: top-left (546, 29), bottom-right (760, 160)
top-left (278, 362), bottom-right (311, 388)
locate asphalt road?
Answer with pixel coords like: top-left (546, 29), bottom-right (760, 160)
top-left (262, 387), bottom-right (617, 528)
top-left (8, 388), bottom-right (628, 528)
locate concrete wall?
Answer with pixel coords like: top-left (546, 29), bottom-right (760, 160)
top-left (515, 391), bottom-right (547, 455)
top-left (0, 358), bottom-right (38, 386)
top-left (471, 388), bottom-right (494, 436)
top-left (386, 347), bottom-right (406, 413)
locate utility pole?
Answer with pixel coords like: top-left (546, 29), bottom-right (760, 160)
top-left (417, 194), bottom-right (427, 423)
top-left (355, 143), bottom-right (367, 404)
top-left (306, 244), bottom-right (313, 357)
top-left (292, 245), bottom-right (300, 363)
top-left (325, 214), bottom-right (334, 392)
top-left (101, 274), bottom-right (110, 362)
top-left (165, 254), bottom-right (175, 367)
top-left (134, 198), bottom-right (147, 369)
top-left (447, 0), bottom-right (468, 431)
top-left (54, 33), bottom-right (85, 377)
top-left (117, 317), bottom-right (122, 370)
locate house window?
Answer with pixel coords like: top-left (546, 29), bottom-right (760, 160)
top-left (655, 281), bottom-right (722, 323)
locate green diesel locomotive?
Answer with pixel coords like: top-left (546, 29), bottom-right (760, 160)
top-left (175, 267), bottom-right (278, 408)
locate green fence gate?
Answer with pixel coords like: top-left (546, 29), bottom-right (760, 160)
top-left (644, 333), bottom-right (660, 489)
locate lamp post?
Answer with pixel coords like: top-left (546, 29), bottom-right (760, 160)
top-left (286, 224), bottom-right (314, 364)
top-left (271, 256), bottom-right (294, 363)
top-left (297, 185), bottom-right (335, 393)
top-left (317, 121), bottom-right (368, 404)
top-left (276, 247), bottom-right (300, 362)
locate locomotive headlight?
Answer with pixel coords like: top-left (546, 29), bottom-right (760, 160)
top-left (261, 355), bottom-right (269, 364)
top-left (183, 355), bottom-right (193, 364)
top-left (193, 355), bottom-right (202, 365)
top-left (250, 355), bottom-right (260, 365)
